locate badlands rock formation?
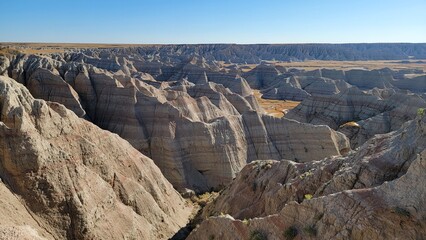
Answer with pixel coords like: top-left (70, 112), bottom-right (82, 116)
top-left (0, 76), bottom-right (191, 239)
top-left (3, 53), bottom-right (349, 193)
top-left (0, 43), bottom-right (425, 239)
top-left (75, 43), bottom-right (426, 63)
top-left (286, 87), bottom-right (426, 147)
top-left (189, 115), bottom-right (426, 239)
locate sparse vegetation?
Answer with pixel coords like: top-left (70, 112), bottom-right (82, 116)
top-left (261, 162), bottom-right (272, 170)
top-left (208, 234), bottom-right (215, 240)
top-left (283, 226), bottom-right (298, 240)
top-left (190, 191), bottom-right (219, 207)
top-left (304, 194), bottom-right (313, 200)
top-left (253, 90), bottom-right (300, 118)
top-left (250, 230), bottom-right (267, 240)
top-left (299, 170), bottom-right (313, 180)
top-left (417, 108), bottom-right (425, 117)
top-left (340, 121), bottom-right (361, 128)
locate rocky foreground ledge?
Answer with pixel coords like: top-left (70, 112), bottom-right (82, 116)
top-left (188, 114), bottom-right (426, 239)
top-left (0, 76), bottom-right (192, 239)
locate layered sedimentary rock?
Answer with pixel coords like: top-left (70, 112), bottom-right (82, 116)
top-left (189, 115), bottom-right (426, 239)
top-left (392, 74), bottom-right (426, 93)
top-left (0, 182), bottom-right (52, 239)
top-left (344, 69), bottom-right (394, 89)
top-left (3, 54), bottom-right (349, 193)
top-left (0, 56), bottom-right (9, 75)
top-left (242, 63), bottom-right (281, 89)
top-left (260, 79), bottom-right (310, 101)
top-left (72, 43), bottom-right (426, 64)
top-left (1, 43), bottom-right (425, 239)
top-left (286, 87), bottom-right (426, 147)
top-left (259, 73), bottom-right (351, 101)
top-left (0, 76), bottom-right (191, 239)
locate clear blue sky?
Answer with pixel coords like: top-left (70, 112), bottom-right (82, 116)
top-left (1, 0), bottom-right (425, 44)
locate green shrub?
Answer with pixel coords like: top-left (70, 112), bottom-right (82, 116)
top-left (249, 230), bottom-right (267, 240)
top-left (283, 226), bottom-right (298, 240)
top-left (417, 108), bottom-right (425, 117)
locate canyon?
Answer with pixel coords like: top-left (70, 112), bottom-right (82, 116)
top-left (0, 43), bottom-right (425, 239)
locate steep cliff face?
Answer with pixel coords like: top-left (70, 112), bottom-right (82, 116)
top-left (189, 115), bottom-right (426, 240)
top-left (4, 55), bottom-right (349, 193)
top-left (286, 87), bottom-right (426, 147)
top-left (0, 76), bottom-right (191, 239)
top-left (1, 43), bottom-right (425, 239)
top-left (344, 69), bottom-right (394, 89)
top-left (202, 113), bottom-right (425, 219)
top-left (74, 43), bottom-right (426, 64)
top-left (260, 75), bottom-right (351, 101)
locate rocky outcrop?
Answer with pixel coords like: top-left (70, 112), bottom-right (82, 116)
top-left (392, 74), bottom-right (426, 93)
top-left (320, 68), bottom-right (345, 80)
top-left (189, 115), bottom-right (426, 239)
top-left (242, 63), bottom-right (281, 89)
top-left (286, 87), bottom-right (426, 147)
top-left (0, 76), bottom-right (191, 239)
top-left (2, 43), bottom-right (425, 239)
top-left (0, 56), bottom-right (9, 75)
top-left (260, 75), bottom-right (351, 101)
top-left (345, 69), bottom-right (394, 89)
top-left (260, 80), bottom-right (310, 101)
top-left (0, 181), bottom-right (53, 239)
top-left (243, 113), bottom-right (350, 163)
top-left (3, 54), bottom-right (349, 193)
top-left (75, 43), bottom-right (426, 64)
top-left (27, 68), bottom-right (86, 117)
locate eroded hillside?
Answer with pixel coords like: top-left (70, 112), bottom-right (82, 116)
top-left (0, 43), bottom-right (425, 239)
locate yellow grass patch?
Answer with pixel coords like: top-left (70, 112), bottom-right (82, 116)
top-left (253, 90), bottom-right (300, 118)
top-left (340, 121), bottom-right (360, 128)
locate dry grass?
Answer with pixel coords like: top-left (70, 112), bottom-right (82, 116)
top-left (0, 47), bottom-right (21, 56)
top-left (340, 121), bottom-right (360, 128)
top-left (219, 60), bottom-right (426, 72)
top-left (273, 60), bottom-right (426, 71)
top-left (253, 90), bottom-right (300, 118)
top-left (190, 191), bottom-right (219, 208)
top-left (0, 42), bottom-right (159, 55)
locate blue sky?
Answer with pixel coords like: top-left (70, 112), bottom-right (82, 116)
top-left (1, 0), bottom-right (425, 44)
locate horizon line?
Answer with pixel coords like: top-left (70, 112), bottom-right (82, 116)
top-left (1, 41), bottom-right (426, 46)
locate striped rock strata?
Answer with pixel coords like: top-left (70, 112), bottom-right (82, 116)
top-left (0, 76), bottom-right (191, 240)
top-left (189, 115), bottom-right (426, 239)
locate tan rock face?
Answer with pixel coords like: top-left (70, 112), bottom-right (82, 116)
top-left (4, 54), bottom-right (349, 193)
top-left (0, 76), bottom-right (191, 239)
top-left (287, 87), bottom-right (426, 148)
top-left (0, 182), bottom-right (53, 240)
top-left (189, 116), bottom-right (426, 240)
top-left (202, 114), bottom-right (425, 219)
